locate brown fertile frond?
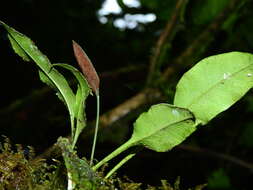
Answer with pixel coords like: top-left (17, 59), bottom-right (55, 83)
top-left (72, 40), bottom-right (100, 96)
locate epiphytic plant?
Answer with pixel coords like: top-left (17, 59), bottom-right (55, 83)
top-left (1, 20), bottom-right (253, 189)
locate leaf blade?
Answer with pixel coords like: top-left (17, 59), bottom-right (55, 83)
top-left (174, 52), bottom-right (253, 124)
top-left (130, 104), bottom-right (196, 152)
top-left (52, 63), bottom-right (91, 147)
top-left (0, 20), bottom-right (76, 118)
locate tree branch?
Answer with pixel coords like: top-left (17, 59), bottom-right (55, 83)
top-left (147, 0), bottom-right (188, 85)
top-left (99, 88), bottom-right (162, 127)
top-left (161, 0), bottom-right (242, 82)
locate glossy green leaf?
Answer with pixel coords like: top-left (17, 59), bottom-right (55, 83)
top-left (174, 52), bottom-right (253, 124)
top-left (0, 20), bottom-right (76, 120)
top-left (130, 103), bottom-right (196, 152)
top-left (38, 70), bottom-right (65, 103)
top-left (7, 34), bottom-right (30, 61)
top-left (53, 63), bottom-right (91, 147)
top-left (53, 63), bottom-right (91, 111)
top-left (93, 103), bottom-right (196, 170)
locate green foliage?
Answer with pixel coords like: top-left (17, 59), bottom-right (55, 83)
top-left (174, 52), bottom-right (253, 125)
top-left (0, 20), bottom-right (94, 189)
top-left (130, 104), bottom-right (196, 152)
top-left (1, 14), bottom-right (253, 189)
top-left (93, 104), bottom-right (197, 171)
top-left (207, 169), bottom-right (231, 189)
top-left (94, 51), bottom-right (253, 176)
top-left (52, 63), bottom-right (91, 148)
top-left (0, 20), bottom-right (91, 149)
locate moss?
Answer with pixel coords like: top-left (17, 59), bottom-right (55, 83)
top-left (0, 137), bottom-right (206, 190)
top-left (0, 137), bottom-right (64, 190)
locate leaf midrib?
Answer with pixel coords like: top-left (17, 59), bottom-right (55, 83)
top-left (132, 117), bottom-right (194, 144)
top-left (6, 27), bottom-right (75, 113)
top-left (187, 64), bottom-right (253, 109)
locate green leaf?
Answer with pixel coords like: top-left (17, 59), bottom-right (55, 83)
top-left (130, 103), bottom-right (196, 152)
top-left (7, 34), bottom-right (30, 61)
top-left (52, 63), bottom-right (91, 111)
top-left (0, 20), bottom-right (75, 123)
top-left (93, 104), bottom-right (196, 170)
top-left (38, 70), bottom-right (65, 103)
top-left (174, 52), bottom-right (253, 125)
top-left (53, 63), bottom-right (91, 147)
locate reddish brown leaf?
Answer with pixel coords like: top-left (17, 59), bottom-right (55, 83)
top-left (72, 40), bottom-right (99, 95)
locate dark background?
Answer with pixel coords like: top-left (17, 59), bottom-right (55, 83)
top-left (1, 0), bottom-right (253, 189)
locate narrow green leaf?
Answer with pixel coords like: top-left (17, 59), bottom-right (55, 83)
top-left (73, 87), bottom-right (86, 148)
top-left (52, 63), bottom-right (91, 108)
top-left (174, 52), bottom-right (253, 124)
top-left (0, 20), bottom-right (75, 120)
top-left (130, 103), bottom-right (196, 152)
top-left (53, 63), bottom-right (91, 147)
top-left (7, 34), bottom-right (30, 61)
top-left (38, 70), bottom-right (56, 89)
top-left (38, 70), bottom-right (65, 104)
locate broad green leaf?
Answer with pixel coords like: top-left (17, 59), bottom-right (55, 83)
top-left (93, 104), bottom-right (196, 170)
top-left (174, 52), bottom-right (253, 124)
top-left (53, 63), bottom-right (91, 147)
top-left (0, 20), bottom-right (75, 120)
top-left (130, 103), bottom-right (196, 152)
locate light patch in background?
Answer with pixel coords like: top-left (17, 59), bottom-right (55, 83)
top-left (98, 0), bottom-right (122, 16)
top-left (114, 14), bottom-right (156, 30)
top-left (123, 0), bottom-right (141, 8)
top-left (98, 0), bottom-right (156, 30)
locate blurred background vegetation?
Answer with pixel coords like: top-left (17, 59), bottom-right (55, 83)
top-left (0, 0), bottom-right (253, 189)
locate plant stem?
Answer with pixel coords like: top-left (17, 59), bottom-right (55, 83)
top-left (71, 125), bottom-right (79, 150)
top-left (70, 115), bottom-right (75, 148)
top-left (67, 172), bottom-right (75, 190)
top-left (92, 139), bottom-right (134, 171)
top-left (105, 152), bottom-right (136, 179)
top-left (90, 94), bottom-right (100, 166)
